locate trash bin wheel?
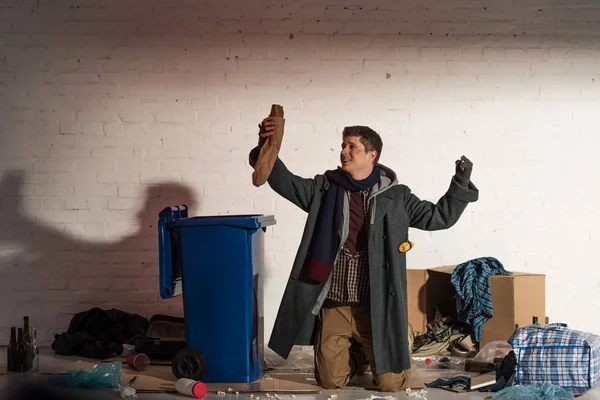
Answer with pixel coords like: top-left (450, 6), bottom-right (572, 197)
top-left (172, 348), bottom-right (207, 381)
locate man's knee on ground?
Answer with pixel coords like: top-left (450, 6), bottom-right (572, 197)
top-left (316, 373), bottom-right (350, 390)
top-left (375, 371), bottom-right (409, 392)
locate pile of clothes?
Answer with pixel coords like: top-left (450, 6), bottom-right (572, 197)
top-left (411, 307), bottom-right (475, 358)
top-left (52, 308), bottom-right (148, 359)
top-left (411, 257), bottom-right (511, 358)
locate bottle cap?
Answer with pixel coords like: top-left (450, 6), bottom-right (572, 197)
top-left (192, 382), bottom-right (208, 399)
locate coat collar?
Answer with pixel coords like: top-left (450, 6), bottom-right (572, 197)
top-left (370, 191), bottom-right (395, 224)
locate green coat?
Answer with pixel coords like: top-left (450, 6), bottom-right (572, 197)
top-left (254, 155), bottom-right (479, 373)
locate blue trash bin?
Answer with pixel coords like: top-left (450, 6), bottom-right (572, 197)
top-left (158, 206), bottom-right (276, 383)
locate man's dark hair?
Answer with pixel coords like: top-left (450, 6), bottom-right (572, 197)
top-left (342, 126), bottom-right (383, 165)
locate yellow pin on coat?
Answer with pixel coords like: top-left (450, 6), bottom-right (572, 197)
top-left (399, 241), bottom-right (414, 253)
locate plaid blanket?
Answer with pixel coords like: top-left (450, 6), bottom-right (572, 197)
top-left (509, 323), bottom-right (600, 396)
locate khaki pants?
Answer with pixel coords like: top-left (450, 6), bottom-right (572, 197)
top-left (314, 302), bottom-right (410, 392)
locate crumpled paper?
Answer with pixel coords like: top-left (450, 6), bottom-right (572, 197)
top-left (358, 395), bottom-right (398, 400)
top-left (119, 385), bottom-right (137, 398)
top-left (406, 388), bottom-right (428, 399)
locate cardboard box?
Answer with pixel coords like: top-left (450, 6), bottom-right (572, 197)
top-left (407, 266), bottom-right (545, 347)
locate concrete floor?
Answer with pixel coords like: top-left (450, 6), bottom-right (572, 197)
top-left (2, 349), bottom-right (600, 400)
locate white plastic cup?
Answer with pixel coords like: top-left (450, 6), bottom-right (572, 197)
top-left (176, 378), bottom-right (208, 399)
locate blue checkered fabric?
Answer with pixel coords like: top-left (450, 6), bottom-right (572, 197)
top-left (450, 257), bottom-right (511, 342)
top-left (509, 323), bottom-right (600, 396)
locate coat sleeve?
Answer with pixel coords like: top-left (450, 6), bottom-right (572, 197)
top-left (403, 176), bottom-right (479, 231)
top-left (249, 146), bottom-right (317, 213)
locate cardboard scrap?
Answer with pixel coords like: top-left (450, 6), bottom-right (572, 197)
top-left (470, 372), bottom-right (497, 390)
top-left (48, 358), bottom-right (429, 394)
top-left (101, 356), bottom-right (172, 366)
top-left (207, 375), bottom-right (321, 394)
top-left (49, 360), bottom-right (177, 393)
top-left (261, 363), bottom-right (426, 393)
top-left (49, 360), bottom-right (322, 393)
top-left (252, 104), bottom-right (285, 187)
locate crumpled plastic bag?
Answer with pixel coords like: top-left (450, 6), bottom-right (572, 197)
top-left (472, 341), bottom-right (512, 364)
top-left (492, 383), bottom-right (574, 400)
top-left (119, 385), bottom-right (137, 398)
top-left (47, 361), bottom-right (122, 389)
top-left (264, 346), bottom-right (314, 371)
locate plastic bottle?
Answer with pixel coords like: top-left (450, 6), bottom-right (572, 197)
top-left (31, 328), bottom-right (39, 372)
top-left (126, 353), bottom-right (149, 371)
top-left (176, 378), bottom-right (208, 399)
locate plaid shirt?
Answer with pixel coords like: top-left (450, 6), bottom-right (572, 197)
top-left (327, 190), bottom-right (370, 304)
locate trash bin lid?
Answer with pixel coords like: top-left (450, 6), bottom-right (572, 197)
top-left (174, 214), bottom-right (276, 229)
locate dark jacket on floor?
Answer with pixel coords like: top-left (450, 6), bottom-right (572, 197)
top-left (52, 308), bottom-right (148, 359)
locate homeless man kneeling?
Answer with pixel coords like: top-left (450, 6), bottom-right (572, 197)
top-left (249, 119), bottom-right (479, 392)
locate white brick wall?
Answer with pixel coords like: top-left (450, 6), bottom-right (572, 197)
top-left (1, 0), bottom-right (600, 346)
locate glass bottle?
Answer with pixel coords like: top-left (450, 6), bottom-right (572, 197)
top-left (7, 327), bottom-right (17, 372)
top-left (16, 328), bottom-right (25, 372)
top-left (23, 316), bottom-right (32, 371)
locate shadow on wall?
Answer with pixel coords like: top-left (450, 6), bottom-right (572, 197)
top-left (0, 170), bottom-right (200, 345)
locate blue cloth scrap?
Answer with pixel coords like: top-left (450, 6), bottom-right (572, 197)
top-left (450, 257), bottom-right (511, 343)
top-left (426, 376), bottom-right (471, 390)
top-left (427, 375), bottom-right (510, 393)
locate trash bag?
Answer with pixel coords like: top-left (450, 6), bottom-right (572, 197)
top-left (472, 340), bottom-right (512, 363)
top-left (492, 383), bottom-right (574, 400)
top-left (47, 362), bottom-right (122, 390)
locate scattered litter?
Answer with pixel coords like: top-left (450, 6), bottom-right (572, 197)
top-left (119, 386), bottom-right (137, 398)
top-left (48, 361), bottom-right (122, 389)
top-left (291, 395), bottom-right (296, 398)
top-left (406, 388), bottom-right (427, 399)
top-left (118, 375), bottom-right (138, 398)
top-left (328, 395), bottom-right (338, 400)
top-left (236, 392), bottom-right (240, 396)
top-left (250, 395), bottom-right (255, 399)
top-left (217, 391), bottom-right (226, 396)
top-left (358, 395), bottom-right (398, 400)
top-left (228, 388), bottom-right (234, 393)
